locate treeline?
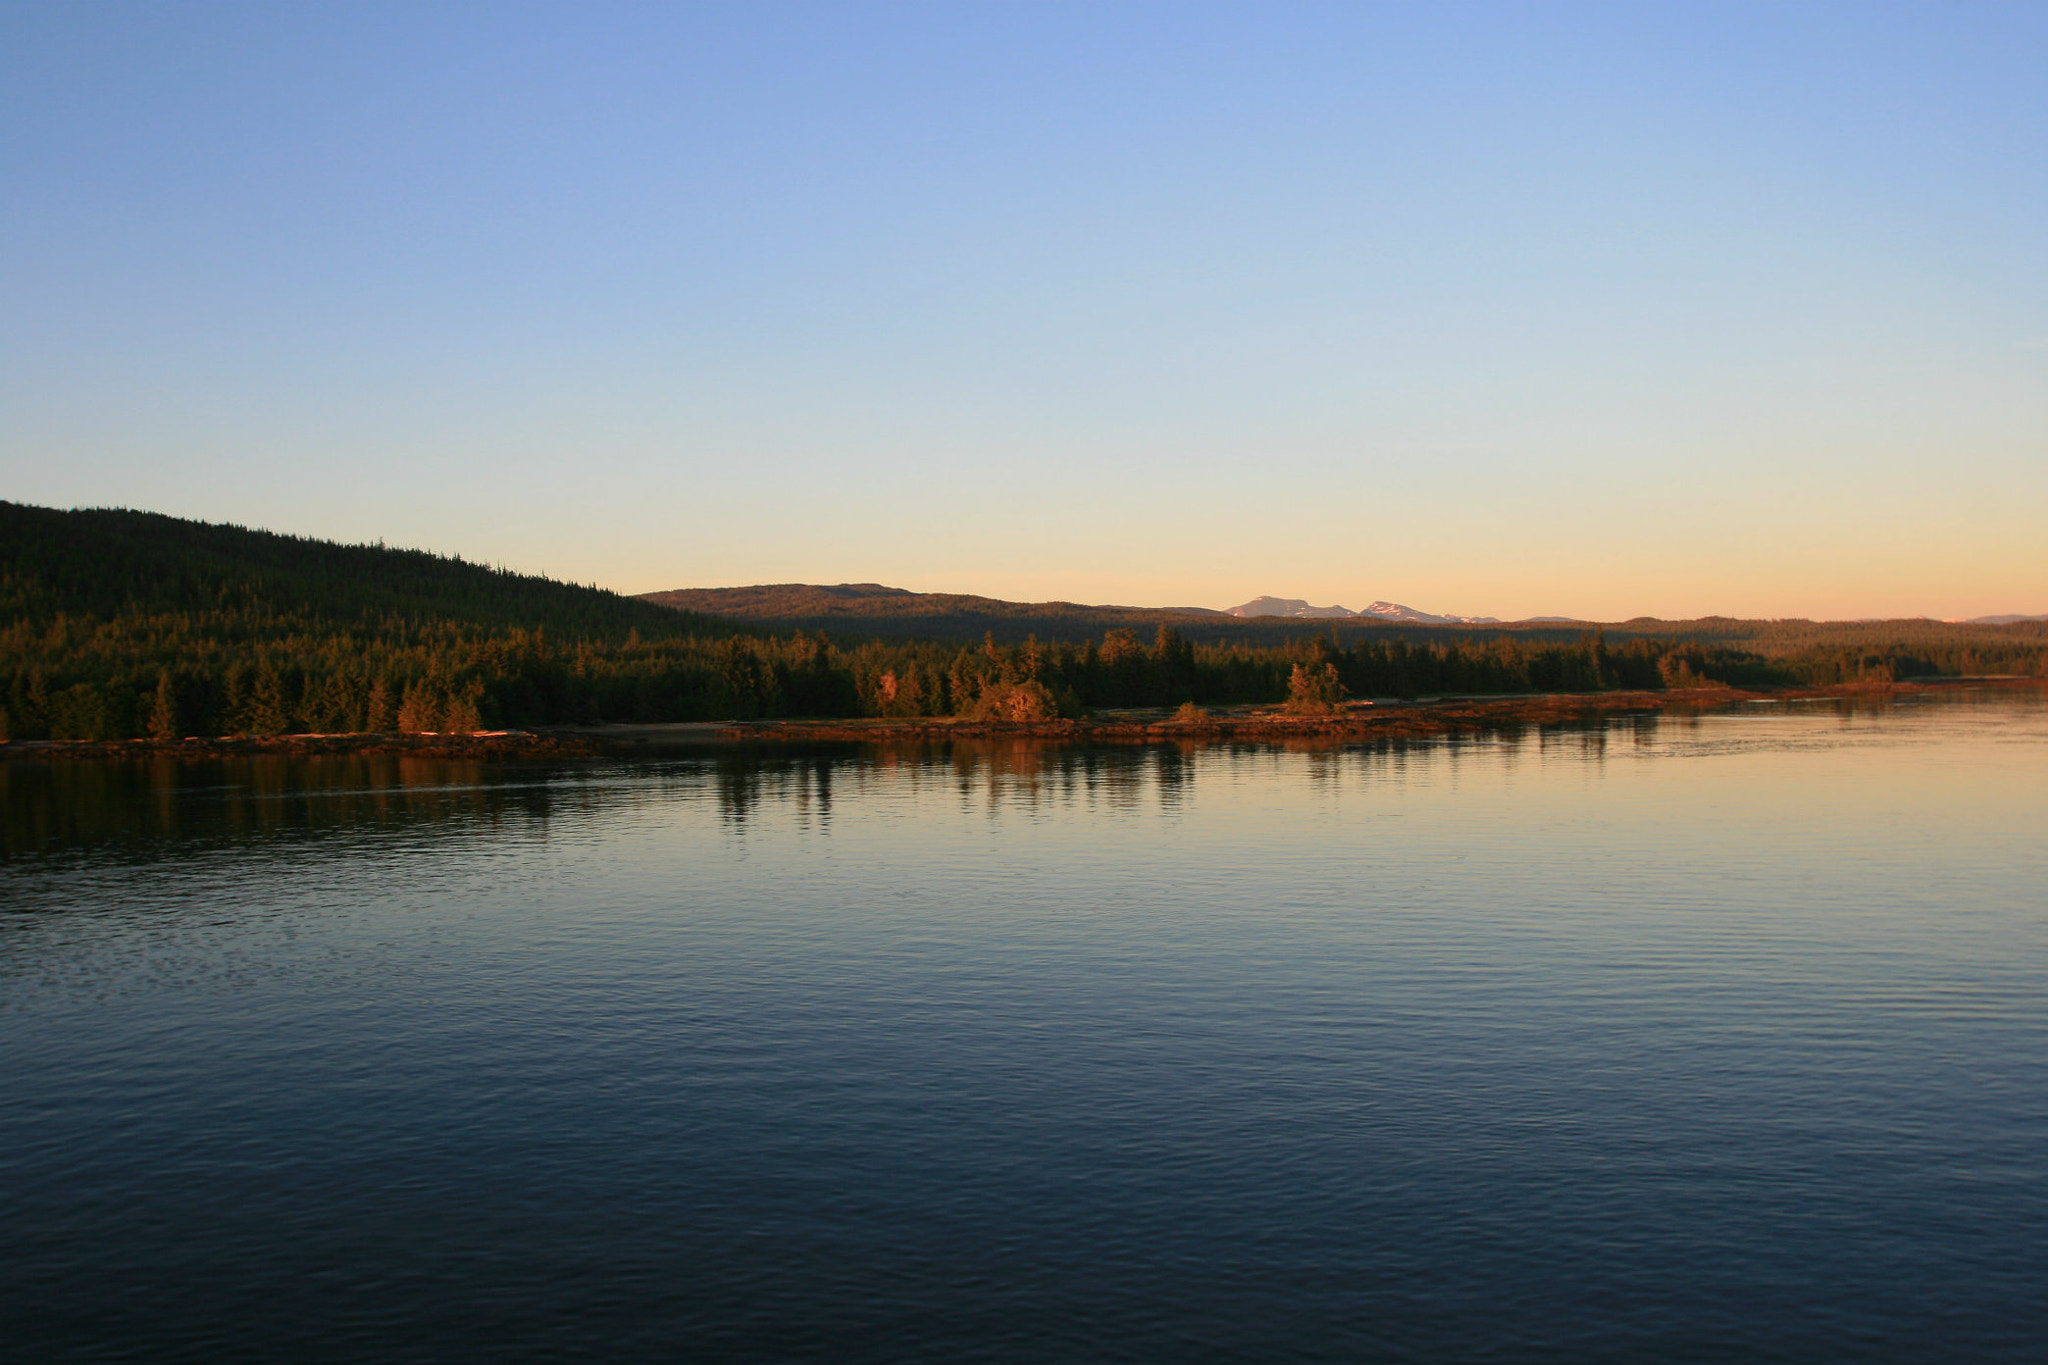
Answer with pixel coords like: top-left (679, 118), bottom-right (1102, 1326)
top-left (5, 502), bottom-right (2047, 740)
top-left (13, 615), bottom-right (2048, 741)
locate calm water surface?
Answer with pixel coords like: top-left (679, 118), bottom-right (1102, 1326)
top-left (4, 692), bottom-right (2047, 1362)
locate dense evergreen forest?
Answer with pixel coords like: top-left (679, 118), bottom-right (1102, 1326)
top-left (4, 502), bottom-right (2045, 740)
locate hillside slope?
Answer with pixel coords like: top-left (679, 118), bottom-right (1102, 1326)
top-left (0, 502), bottom-right (756, 740)
top-left (1, 501), bottom-right (721, 639)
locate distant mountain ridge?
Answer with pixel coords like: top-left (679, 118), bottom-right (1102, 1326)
top-left (642, 582), bottom-right (1543, 642)
top-left (1226, 596), bottom-right (1354, 619)
top-left (1226, 595), bottom-right (1502, 625)
top-left (637, 582), bottom-right (1232, 642)
top-left (642, 582), bottom-right (1230, 622)
top-left (639, 581), bottom-right (2048, 646)
top-left (641, 584), bottom-right (1519, 634)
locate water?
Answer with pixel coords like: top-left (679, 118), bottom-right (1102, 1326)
top-left (4, 692), bottom-right (2046, 1362)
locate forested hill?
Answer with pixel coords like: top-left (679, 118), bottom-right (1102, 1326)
top-left (0, 501), bottom-right (761, 742)
top-left (639, 582), bottom-right (1228, 641)
top-left (1, 501), bottom-right (718, 638)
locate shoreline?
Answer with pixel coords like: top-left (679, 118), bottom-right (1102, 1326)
top-left (4, 678), bottom-right (2037, 762)
top-left (0, 729), bottom-right (600, 763)
top-left (694, 678), bottom-right (2038, 747)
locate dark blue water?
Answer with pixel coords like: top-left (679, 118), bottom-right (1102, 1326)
top-left (5, 693), bottom-right (2047, 1362)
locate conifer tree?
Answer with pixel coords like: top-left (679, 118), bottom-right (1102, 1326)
top-left (365, 677), bottom-right (396, 732)
top-left (397, 679), bottom-right (442, 732)
top-left (148, 668), bottom-right (181, 740)
top-left (1284, 662), bottom-right (1345, 715)
top-left (245, 661), bottom-right (290, 735)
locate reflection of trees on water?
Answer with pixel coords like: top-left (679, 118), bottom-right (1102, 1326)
top-left (0, 754), bottom-right (565, 868)
top-left (698, 709), bottom-right (1739, 829)
top-left (711, 750), bottom-right (835, 831)
top-left (707, 715), bottom-right (1683, 829)
top-left (706, 741), bottom-right (1207, 829)
top-left (4, 711), bottom-right (1702, 860)
top-left (1153, 744), bottom-right (1193, 807)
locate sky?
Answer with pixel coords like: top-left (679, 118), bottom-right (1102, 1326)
top-left (3, 1), bottom-right (2044, 621)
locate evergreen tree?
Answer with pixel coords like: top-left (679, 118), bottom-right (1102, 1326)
top-left (148, 668), bottom-right (181, 740)
top-left (1285, 662), bottom-right (1346, 715)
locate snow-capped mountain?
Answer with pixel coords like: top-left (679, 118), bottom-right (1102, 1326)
top-left (1226, 596), bottom-right (1499, 625)
top-left (1356, 600), bottom-right (1501, 625)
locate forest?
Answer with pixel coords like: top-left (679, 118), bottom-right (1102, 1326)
top-left (5, 502), bottom-right (2046, 740)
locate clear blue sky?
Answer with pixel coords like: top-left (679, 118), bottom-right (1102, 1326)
top-left (4, 1), bottom-right (2043, 619)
